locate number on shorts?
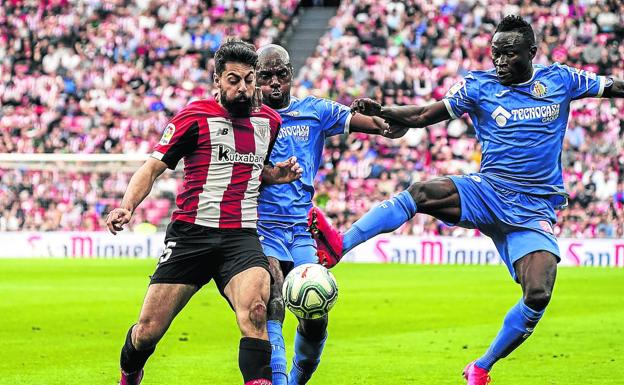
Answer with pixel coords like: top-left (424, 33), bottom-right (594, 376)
top-left (159, 241), bottom-right (176, 264)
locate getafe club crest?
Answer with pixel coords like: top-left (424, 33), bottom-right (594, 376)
top-left (531, 81), bottom-right (548, 98)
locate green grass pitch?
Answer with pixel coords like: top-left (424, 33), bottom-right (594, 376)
top-left (0, 259), bottom-right (622, 385)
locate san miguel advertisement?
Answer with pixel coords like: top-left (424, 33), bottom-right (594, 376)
top-left (1, 232), bottom-right (164, 259)
top-left (344, 236), bottom-right (624, 268)
top-left (0, 232), bottom-right (622, 267)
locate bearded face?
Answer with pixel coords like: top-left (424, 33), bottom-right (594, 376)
top-left (215, 62), bottom-right (257, 117)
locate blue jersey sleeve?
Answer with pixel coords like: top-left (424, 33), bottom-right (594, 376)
top-left (314, 98), bottom-right (352, 137)
top-left (555, 63), bottom-right (611, 100)
top-left (443, 73), bottom-right (480, 119)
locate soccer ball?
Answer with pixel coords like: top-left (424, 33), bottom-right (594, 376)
top-left (282, 263), bottom-right (338, 320)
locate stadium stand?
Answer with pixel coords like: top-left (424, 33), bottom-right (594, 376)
top-left (299, 0), bottom-right (624, 239)
top-left (0, 0), bottom-right (300, 231)
top-left (0, 0), bottom-right (622, 238)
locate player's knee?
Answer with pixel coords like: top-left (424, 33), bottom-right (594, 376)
top-left (523, 287), bottom-right (552, 311)
top-left (248, 300), bottom-right (268, 332)
top-left (407, 182), bottom-right (426, 205)
top-left (133, 320), bottom-right (163, 350)
top-left (408, 178), bottom-right (456, 205)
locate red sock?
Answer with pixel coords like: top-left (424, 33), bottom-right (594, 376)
top-left (245, 380), bottom-right (272, 385)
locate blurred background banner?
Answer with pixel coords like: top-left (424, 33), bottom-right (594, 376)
top-left (0, 232), bottom-right (164, 259)
top-left (2, 232), bottom-right (622, 267)
top-left (343, 235), bottom-right (624, 267)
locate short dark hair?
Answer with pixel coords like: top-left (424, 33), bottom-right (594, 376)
top-left (214, 39), bottom-right (258, 75)
top-left (495, 15), bottom-right (536, 46)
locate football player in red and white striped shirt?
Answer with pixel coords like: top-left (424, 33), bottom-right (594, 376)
top-left (106, 39), bottom-right (301, 385)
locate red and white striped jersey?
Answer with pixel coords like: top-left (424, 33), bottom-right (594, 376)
top-left (152, 99), bottom-right (281, 228)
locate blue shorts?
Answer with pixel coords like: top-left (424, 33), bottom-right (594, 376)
top-left (448, 174), bottom-right (561, 281)
top-left (257, 222), bottom-right (318, 268)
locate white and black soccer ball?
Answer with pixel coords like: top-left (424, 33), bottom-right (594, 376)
top-left (282, 263), bottom-right (338, 320)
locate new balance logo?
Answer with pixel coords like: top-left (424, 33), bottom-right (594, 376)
top-left (491, 106), bottom-right (512, 127)
top-left (217, 145), bottom-right (264, 164)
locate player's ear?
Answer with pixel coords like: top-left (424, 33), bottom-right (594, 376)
top-left (213, 72), bottom-right (220, 87)
top-left (529, 45), bottom-right (537, 60)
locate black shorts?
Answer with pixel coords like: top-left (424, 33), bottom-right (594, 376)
top-left (150, 221), bottom-right (270, 295)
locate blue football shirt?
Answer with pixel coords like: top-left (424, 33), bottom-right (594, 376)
top-left (444, 63), bottom-right (611, 200)
top-left (258, 96), bottom-right (352, 224)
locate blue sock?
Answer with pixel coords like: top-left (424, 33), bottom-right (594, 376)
top-left (475, 300), bottom-right (545, 371)
top-left (267, 320), bottom-right (288, 385)
top-left (288, 330), bottom-right (327, 385)
top-left (343, 190), bottom-right (417, 253)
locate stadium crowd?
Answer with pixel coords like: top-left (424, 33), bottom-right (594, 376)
top-left (1, 0), bottom-right (623, 238)
top-left (0, 0), bottom-right (299, 230)
top-left (301, 0), bottom-right (624, 239)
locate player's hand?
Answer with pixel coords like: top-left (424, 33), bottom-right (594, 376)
top-left (272, 156), bottom-right (303, 183)
top-left (351, 98), bottom-right (382, 116)
top-left (106, 208), bottom-right (132, 235)
top-left (382, 123), bottom-right (410, 139)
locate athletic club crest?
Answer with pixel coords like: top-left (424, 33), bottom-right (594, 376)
top-left (251, 117), bottom-right (270, 138)
top-left (531, 81), bottom-right (548, 98)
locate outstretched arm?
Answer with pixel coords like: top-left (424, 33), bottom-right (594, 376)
top-left (262, 156), bottom-right (303, 185)
top-left (603, 78), bottom-right (624, 98)
top-left (351, 98), bottom-right (452, 128)
top-left (106, 157), bottom-right (168, 234)
top-left (348, 114), bottom-right (413, 139)
top-left (348, 114), bottom-right (387, 135)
